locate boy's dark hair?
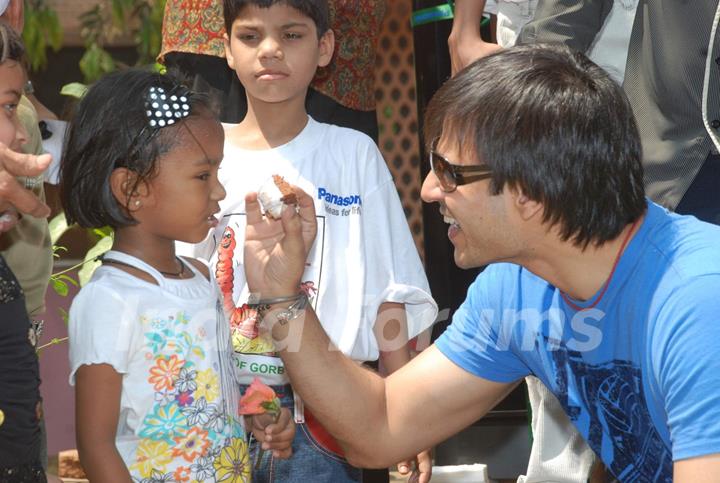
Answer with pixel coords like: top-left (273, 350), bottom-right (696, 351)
top-left (223, 0), bottom-right (330, 39)
top-left (60, 68), bottom-right (213, 229)
top-left (424, 43), bottom-right (646, 248)
top-left (0, 21), bottom-right (25, 65)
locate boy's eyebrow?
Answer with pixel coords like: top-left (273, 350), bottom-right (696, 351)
top-left (233, 21), bottom-right (311, 30)
top-left (281, 22), bottom-right (311, 30)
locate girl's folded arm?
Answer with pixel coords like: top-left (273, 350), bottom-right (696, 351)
top-left (75, 363), bottom-right (132, 483)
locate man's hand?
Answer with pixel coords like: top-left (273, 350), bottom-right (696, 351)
top-left (0, 142), bottom-right (51, 233)
top-left (243, 188), bottom-right (317, 298)
top-left (247, 408), bottom-right (296, 459)
top-left (397, 449), bottom-right (433, 483)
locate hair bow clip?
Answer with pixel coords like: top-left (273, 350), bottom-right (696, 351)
top-left (144, 86), bottom-right (191, 128)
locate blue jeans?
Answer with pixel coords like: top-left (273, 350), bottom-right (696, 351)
top-left (251, 423), bottom-right (361, 483)
top-left (240, 383), bottom-right (361, 483)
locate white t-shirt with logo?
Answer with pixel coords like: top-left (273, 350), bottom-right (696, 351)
top-left (183, 117), bottom-right (438, 388)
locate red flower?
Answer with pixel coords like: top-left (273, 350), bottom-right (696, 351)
top-left (239, 377), bottom-right (281, 416)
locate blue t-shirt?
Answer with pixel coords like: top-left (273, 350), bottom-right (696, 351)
top-left (436, 200), bottom-right (720, 481)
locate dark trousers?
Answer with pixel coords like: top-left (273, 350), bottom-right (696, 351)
top-left (675, 152), bottom-right (720, 226)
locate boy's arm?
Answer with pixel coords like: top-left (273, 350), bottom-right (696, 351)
top-left (75, 364), bottom-right (132, 482)
top-left (449, 0), bottom-right (501, 76)
top-left (375, 302), bottom-right (432, 483)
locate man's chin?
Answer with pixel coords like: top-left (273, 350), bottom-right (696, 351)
top-left (453, 252), bottom-right (475, 270)
top-left (454, 248), bottom-right (492, 270)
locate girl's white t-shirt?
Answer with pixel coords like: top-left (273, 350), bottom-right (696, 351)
top-left (68, 252), bottom-right (249, 482)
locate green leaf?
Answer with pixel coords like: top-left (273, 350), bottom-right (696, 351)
top-left (80, 44), bottom-right (117, 83)
top-left (78, 235), bottom-right (113, 286)
top-left (58, 274), bottom-right (79, 287)
top-left (58, 308), bottom-right (69, 327)
top-left (93, 226), bottom-right (114, 239)
top-left (52, 245), bottom-right (68, 258)
top-left (51, 278), bottom-right (69, 297)
top-left (48, 212), bottom-right (69, 244)
top-left (260, 398), bottom-right (282, 415)
top-left (60, 82), bottom-right (88, 99)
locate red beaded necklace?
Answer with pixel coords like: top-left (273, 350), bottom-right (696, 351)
top-left (560, 219), bottom-right (639, 311)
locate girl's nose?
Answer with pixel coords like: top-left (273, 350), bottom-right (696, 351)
top-left (213, 179), bottom-right (227, 202)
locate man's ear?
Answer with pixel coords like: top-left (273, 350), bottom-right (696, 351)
top-left (110, 168), bottom-right (149, 213)
top-left (317, 29), bottom-right (335, 68)
top-left (511, 186), bottom-right (543, 221)
top-left (224, 33), bottom-right (236, 70)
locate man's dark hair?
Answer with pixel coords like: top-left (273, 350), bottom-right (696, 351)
top-left (223, 0), bottom-right (330, 39)
top-left (424, 43), bottom-right (646, 248)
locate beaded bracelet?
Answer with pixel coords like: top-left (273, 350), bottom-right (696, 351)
top-left (250, 292), bottom-right (304, 307)
top-left (250, 292), bottom-right (309, 326)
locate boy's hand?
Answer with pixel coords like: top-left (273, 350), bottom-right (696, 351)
top-left (248, 408), bottom-right (296, 459)
top-left (243, 188), bottom-right (317, 298)
top-left (397, 449), bottom-right (433, 483)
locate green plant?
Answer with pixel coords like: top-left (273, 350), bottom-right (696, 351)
top-left (22, 0), bottom-right (63, 71)
top-left (78, 0), bottom-right (167, 82)
top-left (49, 213), bottom-right (114, 294)
top-left (37, 214), bottom-right (113, 353)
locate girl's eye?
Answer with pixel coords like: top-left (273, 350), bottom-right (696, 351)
top-left (197, 173), bottom-right (210, 181)
top-left (3, 103), bottom-right (18, 115)
top-left (284, 32), bottom-right (303, 40)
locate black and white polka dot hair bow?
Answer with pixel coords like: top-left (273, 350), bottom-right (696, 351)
top-left (144, 86), bottom-right (191, 128)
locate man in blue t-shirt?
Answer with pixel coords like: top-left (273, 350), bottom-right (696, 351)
top-left (240, 43), bottom-right (720, 482)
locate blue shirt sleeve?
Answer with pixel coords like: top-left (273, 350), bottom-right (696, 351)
top-left (435, 264), bottom-right (531, 383)
top-left (651, 275), bottom-right (720, 461)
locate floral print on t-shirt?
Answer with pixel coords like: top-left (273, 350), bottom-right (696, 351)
top-left (128, 311), bottom-right (250, 483)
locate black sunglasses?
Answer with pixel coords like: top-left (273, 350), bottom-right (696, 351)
top-left (429, 150), bottom-right (493, 192)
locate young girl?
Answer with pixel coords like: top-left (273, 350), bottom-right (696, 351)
top-left (61, 69), bottom-right (291, 482)
top-left (0, 21), bottom-right (47, 483)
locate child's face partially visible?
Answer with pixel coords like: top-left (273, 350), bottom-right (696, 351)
top-left (134, 116), bottom-right (227, 244)
top-left (0, 60), bottom-right (28, 149)
top-left (225, 3), bottom-right (334, 106)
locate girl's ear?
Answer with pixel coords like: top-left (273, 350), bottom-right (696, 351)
top-left (317, 29), bottom-right (335, 68)
top-left (110, 168), bottom-right (149, 213)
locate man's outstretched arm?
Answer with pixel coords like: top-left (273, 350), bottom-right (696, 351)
top-left (270, 304), bottom-right (518, 467)
top-left (243, 189), bottom-right (518, 467)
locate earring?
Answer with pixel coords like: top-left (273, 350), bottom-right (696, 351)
top-left (134, 200), bottom-right (141, 207)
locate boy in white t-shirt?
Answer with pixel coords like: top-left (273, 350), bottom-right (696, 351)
top-left (182, 1), bottom-right (438, 482)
